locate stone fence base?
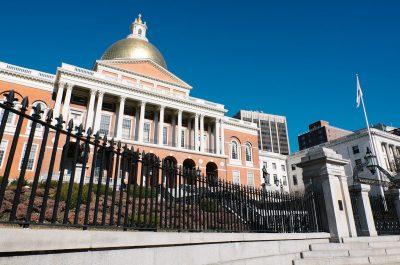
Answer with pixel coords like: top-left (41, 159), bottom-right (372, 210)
top-left (0, 227), bottom-right (330, 265)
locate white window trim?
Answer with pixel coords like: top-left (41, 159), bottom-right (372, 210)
top-left (0, 102), bottom-right (17, 128)
top-left (162, 125), bottom-right (168, 145)
top-left (19, 143), bottom-right (38, 172)
top-left (245, 143), bottom-right (253, 166)
top-left (230, 140), bottom-right (242, 165)
top-left (143, 120), bottom-right (152, 143)
top-left (247, 171), bottom-right (254, 187)
top-left (0, 140), bottom-right (8, 169)
top-left (232, 170), bottom-right (240, 185)
top-left (99, 112), bottom-right (112, 136)
top-left (122, 115), bottom-right (134, 139)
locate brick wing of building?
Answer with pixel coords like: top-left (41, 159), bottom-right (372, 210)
top-left (0, 15), bottom-right (261, 187)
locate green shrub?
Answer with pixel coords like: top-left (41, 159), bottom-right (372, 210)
top-left (38, 180), bottom-right (58, 189)
top-left (129, 214), bottom-right (158, 226)
top-left (130, 186), bottom-right (157, 198)
top-left (9, 178), bottom-right (28, 188)
top-left (60, 183), bottom-right (89, 208)
top-left (200, 199), bottom-right (217, 212)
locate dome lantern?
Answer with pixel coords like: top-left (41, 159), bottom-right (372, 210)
top-left (128, 14), bottom-right (148, 41)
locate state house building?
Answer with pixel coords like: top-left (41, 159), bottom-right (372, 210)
top-left (0, 15), bottom-right (261, 187)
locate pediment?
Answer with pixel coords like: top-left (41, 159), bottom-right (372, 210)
top-left (97, 59), bottom-right (191, 89)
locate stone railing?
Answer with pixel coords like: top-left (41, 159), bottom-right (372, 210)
top-left (0, 61), bottom-right (55, 81)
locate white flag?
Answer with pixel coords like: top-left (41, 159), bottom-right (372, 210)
top-left (356, 75), bottom-right (363, 108)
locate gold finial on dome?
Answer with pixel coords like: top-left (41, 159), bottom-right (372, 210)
top-left (136, 14), bottom-right (143, 24)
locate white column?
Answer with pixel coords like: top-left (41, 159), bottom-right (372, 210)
top-left (194, 114), bottom-right (199, 151)
top-left (85, 89), bottom-right (97, 131)
top-left (351, 184), bottom-right (377, 236)
top-left (207, 123), bottom-right (212, 152)
top-left (116, 96), bottom-right (126, 139)
top-left (171, 114), bottom-right (176, 146)
top-left (215, 118), bottom-right (220, 155)
top-left (188, 117), bottom-right (192, 148)
top-left (53, 82), bottom-right (65, 119)
top-left (61, 83), bottom-right (73, 122)
top-left (200, 114), bottom-right (205, 152)
top-left (138, 101), bottom-right (146, 143)
top-left (158, 105), bottom-right (165, 145)
top-left (153, 108), bottom-right (159, 143)
top-left (177, 110), bottom-right (183, 148)
top-left (93, 91), bottom-right (104, 134)
top-left (220, 119), bottom-right (225, 155)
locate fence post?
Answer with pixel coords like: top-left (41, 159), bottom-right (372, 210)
top-left (297, 147), bottom-right (357, 242)
top-left (351, 184), bottom-right (377, 236)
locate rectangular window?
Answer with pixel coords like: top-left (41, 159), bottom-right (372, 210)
top-left (19, 143), bottom-right (38, 171)
top-left (162, 126), bottom-right (168, 145)
top-left (272, 163), bottom-right (277, 170)
top-left (293, 175), bottom-right (298, 185)
top-left (181, 129), bottom-right (185, 148)
top-left (282, 176), bottom-right (287, 186)
top-left (355, 158), bottom-right (363, 171)
top-left (0, 140), bottom-right (8, 168)
top-left (143, 122), bottom-right (151, 143)
top-left (291, 164), bottom-right (296, 170)
top-left (352, 145), bottom-right (360, 154)
top-left (0, 109), bottom-right (15, 126)
top-left (233, 171), bottom-right (240, 185)
top-left (281, 164), bottom-right (286, 171)
top-left (69, 110), bottom-right (83, 128)
top-left (273, 174), bottom-right (278, 185)
top-left (247, 172), bottom-right (254, 187)
top-left (122, 118), bottom-right (132, 139)
top-left (99, 114), bottom-right (111, 135)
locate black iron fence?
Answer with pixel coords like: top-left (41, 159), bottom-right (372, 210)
top-left (0, 90), bottom-right (320, 233)
top-left (369, 194), bottom-right (400, 235)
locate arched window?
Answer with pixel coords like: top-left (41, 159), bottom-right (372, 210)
top-left (138, 29), bottom-right (142, 36)
top-left (231, 140), bottom-right (239, 160)
top-left (245, 143), bottom-right (252, 162)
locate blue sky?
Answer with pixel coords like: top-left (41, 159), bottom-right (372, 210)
top-left (1, 0), bottom-right (399, 152)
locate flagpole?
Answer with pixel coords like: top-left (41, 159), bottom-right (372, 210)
top-left (357, 74), bottom-right (386, 204)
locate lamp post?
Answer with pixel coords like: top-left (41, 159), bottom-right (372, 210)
top-left (364, 149), bottom-right (378, 175)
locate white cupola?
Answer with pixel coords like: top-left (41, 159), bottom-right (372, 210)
top-left (128, 14), bottom-right (148, 41)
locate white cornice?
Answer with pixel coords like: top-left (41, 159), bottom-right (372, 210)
top-left (56, 64), bottom-right (226, 116)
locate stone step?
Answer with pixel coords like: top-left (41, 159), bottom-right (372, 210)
top-left (293, 256), bottom-right (369, 265)
top-left (342, 236), bottom-right (400, 243)
top-left (369, 241), bottom-right (400, 249)
top-left (369, 254), bottom-right (400, 264)
top-left (301, 249), bottom-right (349, 258)
top-left (349, 248), bottom-right (387, 257)
top-left (310, 242), bottom-right (369, 251)
top-left (385, 247), bottom-right (400, 255)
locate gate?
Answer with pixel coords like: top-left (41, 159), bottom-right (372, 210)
top-left (369, 194), bottom-right (400, 235)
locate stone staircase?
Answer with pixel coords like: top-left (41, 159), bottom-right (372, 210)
top-left (293, 236), bottom-right (400, 265)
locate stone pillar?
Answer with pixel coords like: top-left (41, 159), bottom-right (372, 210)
top-left (297, 147), bottom-right (357, 241)
top-left (215, 118), bottom-right (220, 155)
top-left (93, 91), bottom-right (104, 134)
top-left (85, 89), bottom-right (97, 131)
top-left (134, 106), bottom-right (140, 141)
top-left (53, 82), bottom-right (64, 119)
top-left (158, 105), bottom-right (165, 145)
top-left (61, 83), bottom-right (73, 122)
top-left (137, 101), bottom-right (146, 143)
top-left (194, 114), bottom-right (199, 151)
top-left (171, 113), bottom-right (176, 147)
top-left (116, 96), bottom-right (126, 139)
top-left (220, 119), bottom-right (225, 155)
top-left (207, 123), bottom-right (212, 152)
top-left (177, 110), bottom-right (183, 148)
top-left (351, 184), bottom-right (377, 236)
top-left (200, 114), bottom-right (205, 152)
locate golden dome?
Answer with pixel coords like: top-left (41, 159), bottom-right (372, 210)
top-left (101, 38), bottom-right (167, 68)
